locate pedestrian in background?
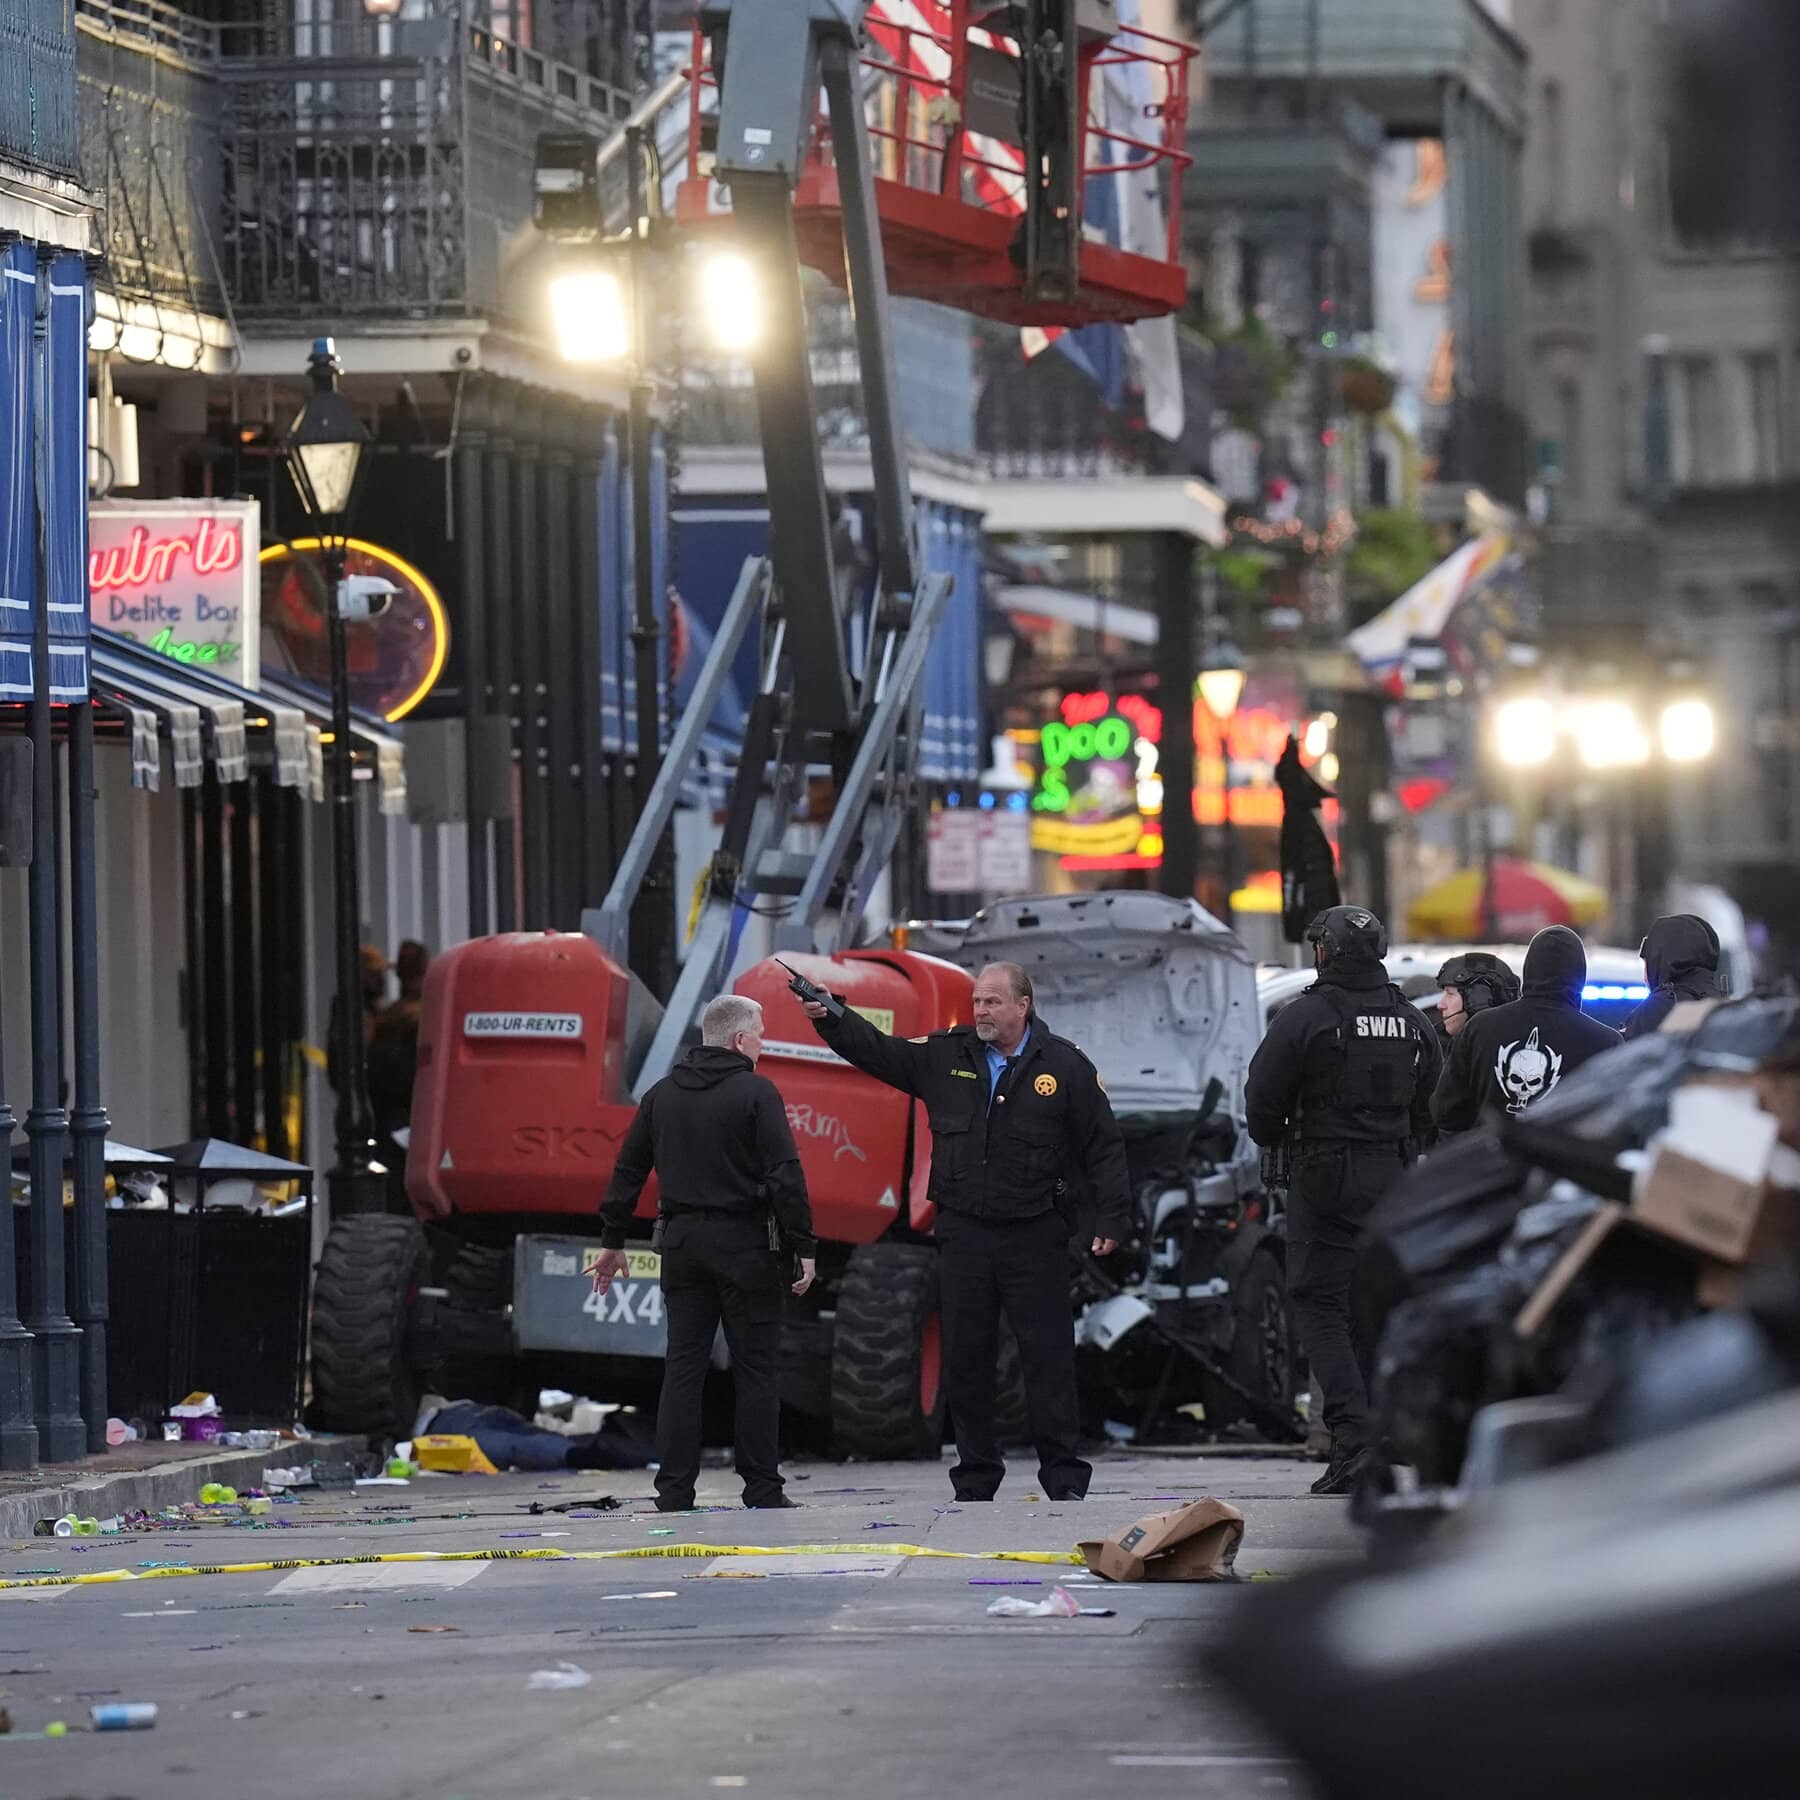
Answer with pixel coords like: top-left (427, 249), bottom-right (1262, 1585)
top-left (1246, 906), bottom-right (1439, 1496)
top-left (803, 962), bottom-right (1129, 1502)
top-left (593, 994), bottom-right (815, 1513)
top-left (1623, 915), bottom-right (1725, 1039)
top-left (327, 942), bottom-right (389, 1094)
top-left (1432, 925), bottom-right (1619, 1130)
top-left (368, 939), bottom-right (429, 1139)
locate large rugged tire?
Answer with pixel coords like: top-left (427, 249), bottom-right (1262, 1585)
top-left (310, 1215), bottom-right (428, 1437)
top-left (831, 1242), bottom-right (944, 1460)
top-left (433, 1243), bottom-right (515, 1406)
top-left (1228, 1248), bottom-right (1298, 1427)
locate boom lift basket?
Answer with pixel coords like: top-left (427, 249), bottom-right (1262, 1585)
top-left (676, 0), bottom-right (1195, 326)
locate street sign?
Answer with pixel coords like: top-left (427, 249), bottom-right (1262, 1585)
top-left (977, 810), bottom-right (1033, 893)
top-left (926, 809), bottom-right (980, 893)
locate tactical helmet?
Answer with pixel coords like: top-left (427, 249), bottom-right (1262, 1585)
top-left (1435, 950), bottom-right (1521, 1016)
top-left (1306, 905), bottom-right (1388, 962)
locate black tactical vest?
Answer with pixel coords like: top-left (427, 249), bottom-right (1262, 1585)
top-left (1298, 983), bottom-right (1428, 1140)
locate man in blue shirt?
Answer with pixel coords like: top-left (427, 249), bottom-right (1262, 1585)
top-left (805, 962), bottom-right (1128, 1500)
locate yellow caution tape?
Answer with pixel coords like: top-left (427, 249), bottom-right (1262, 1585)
top-left (0, 1541), bottom-right (1083, 1591)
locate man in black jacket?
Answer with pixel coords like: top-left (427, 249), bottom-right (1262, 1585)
top-left (802, 962), bottom-right (1129, 1502)
top-left (594, 994), bottom-right (816, 1513)
top-left (1246, 906), bottom-right (1440, 1495)
top-left (1623, 914), bottom-right (1725, 1039)
top-left (1432, 925), bottom-right (1620, 1131)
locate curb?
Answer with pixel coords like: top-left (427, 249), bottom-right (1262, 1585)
top-left (0, 1440), bottom-right (358, 1541)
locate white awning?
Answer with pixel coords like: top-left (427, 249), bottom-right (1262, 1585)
top-left (998, 584), bottom-right (1157, 645)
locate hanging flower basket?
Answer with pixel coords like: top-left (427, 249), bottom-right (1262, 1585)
top-left (1339, 357), bottom-right (1397, 416)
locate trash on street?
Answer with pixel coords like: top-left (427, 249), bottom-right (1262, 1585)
top-left (527, 1662), bottom-right (592, 1690)
top-left (1079, 1499), bottom-right (1245, 1582)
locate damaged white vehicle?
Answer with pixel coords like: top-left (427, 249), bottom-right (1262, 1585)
top-left (947, 892), bottom-right (1299, 1440)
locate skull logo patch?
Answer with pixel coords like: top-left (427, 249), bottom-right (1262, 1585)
top-left (1495, 1027), bottom-right (1563, 1113)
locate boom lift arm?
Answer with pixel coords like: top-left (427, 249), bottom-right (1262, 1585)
top-left (588, 0), bottom-right (950, 1096)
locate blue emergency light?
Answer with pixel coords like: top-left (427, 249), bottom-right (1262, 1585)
top-left (1582, 983), bottom-right (1650, 1003)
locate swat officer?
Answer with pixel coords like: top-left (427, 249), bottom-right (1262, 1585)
top-left (1434, 950), bottom-right (1521, 1049)
top-left (1246, 907), bottom-right (1440, 1496)
top-left (801, 962), bottom-right (1129, 1502)
top-left (593, 994), bottom-right (816, 1513)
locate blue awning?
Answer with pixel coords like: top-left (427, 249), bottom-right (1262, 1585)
top-left (0, 242), bottom-right (36, 702)
top-left (669, 491), bottom-right (987, 785)
top-left (40, 250), bottom-right (90, 703)
top-left (915, 498), bottom-right (983, 783)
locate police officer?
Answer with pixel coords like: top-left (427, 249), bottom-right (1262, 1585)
top-left (802, 962), bottom-right (1129, 1502)
top-left (593, 994), bottom-right (817, 1513)
top-left (1246, 907), bottom-right (1440, 1496)
top-left (1434, 950), bottom-right (1521, 1050)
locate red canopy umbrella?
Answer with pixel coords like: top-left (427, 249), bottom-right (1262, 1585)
top-left (1404, 857), bottom-right (1610, 942)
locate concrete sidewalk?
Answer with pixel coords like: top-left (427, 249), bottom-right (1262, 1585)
top-left (0, 1437), bottom-right (350, 1539)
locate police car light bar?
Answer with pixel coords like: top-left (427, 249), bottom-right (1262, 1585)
top-left (1582, 983), bottom-right (1650, 1003)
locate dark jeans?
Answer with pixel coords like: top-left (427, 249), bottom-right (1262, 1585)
top-left (938, 1208), bottom-right (1088, 1500)
top-left (655, 1215), bottom-right (786, 1509)
top-left (1287, 1143), bottom-right (1407, 1459)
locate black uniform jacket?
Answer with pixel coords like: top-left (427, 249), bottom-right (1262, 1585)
top-left (1432, 926), bottom-right (1620, 1132)
top-left (1622, 915), bottom-right (1725, 1040)
top-left (599, 1045), bottom-right (815, 1256)
top-left (812, 1005), bottom-right (1132, 1238)
top-left (1245, 957), bottom-right (1442, 1150)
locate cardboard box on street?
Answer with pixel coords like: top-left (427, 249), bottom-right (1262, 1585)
top-left (1631, 1082), bottom-right (1800, 1265)
top-left (1078, 1497), bottom-right (1244, 1583)
top-left (1635, 1147), bottom-right (1799, 1264)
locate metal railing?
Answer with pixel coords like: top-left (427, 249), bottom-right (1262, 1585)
top-left (0, 0), bottom-right (81, 179)
top-left (76, 0), bottom-right (220, 68)
top-left (215, 3), bottom-right (635, 322)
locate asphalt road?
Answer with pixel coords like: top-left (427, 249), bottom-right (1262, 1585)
top-left (0, 1450), bottom-right (1356, 1800)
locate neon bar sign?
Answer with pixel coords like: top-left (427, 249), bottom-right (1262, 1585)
top-left (89, 501), bottom-right (261, 683)
top-left (1030, 688), bottom-right (1337, 864)
top-left (88, 519), bottom-right (245, 593)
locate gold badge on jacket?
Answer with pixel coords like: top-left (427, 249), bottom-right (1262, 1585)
top-left (1034, 1074), bottom-right (1057, 1097)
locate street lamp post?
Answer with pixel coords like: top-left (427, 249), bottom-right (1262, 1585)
top-left (1198, 651), bottom-right (1246, 918)
top-left (285, 338), bottom-right (381, 1216)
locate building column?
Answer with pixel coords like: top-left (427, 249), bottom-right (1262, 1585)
top-left (67, 702), bottom-right (111, 1453)
top-left (455, 383), bottom-right (492, 938)
top-left (541, 406), bottom-right (582, 927)
top-left (26, 539), bottom-right (80, 1458)
top-left (1154, 531), bottom-right (1200, 904)
top-left (484, 401), bottom-right (520, 932)
top-left (515, 432), bottom-right (550, 927)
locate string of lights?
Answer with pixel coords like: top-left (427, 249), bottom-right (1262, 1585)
top-left (1228, 508), bottom-right (1358, 559)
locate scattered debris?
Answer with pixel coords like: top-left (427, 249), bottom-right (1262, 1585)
top-left (1079, 1499), bottom-right (1245, 1583)
top-left (527, 1661), bottom-right (592, 1690)
top-left (92, 1703), bottom-right (158, 1731)
top-left (986, 1587), bottom-right (1104, 1619)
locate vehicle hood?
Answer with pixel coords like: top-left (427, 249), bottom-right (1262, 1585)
top-left (955, 892), bottom-right (1260, 1116)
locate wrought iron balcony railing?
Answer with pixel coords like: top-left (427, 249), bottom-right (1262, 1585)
top-left (1, 0), bottom-right (82, 180)
top-left (215, 4), bottom-right (638, 325)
